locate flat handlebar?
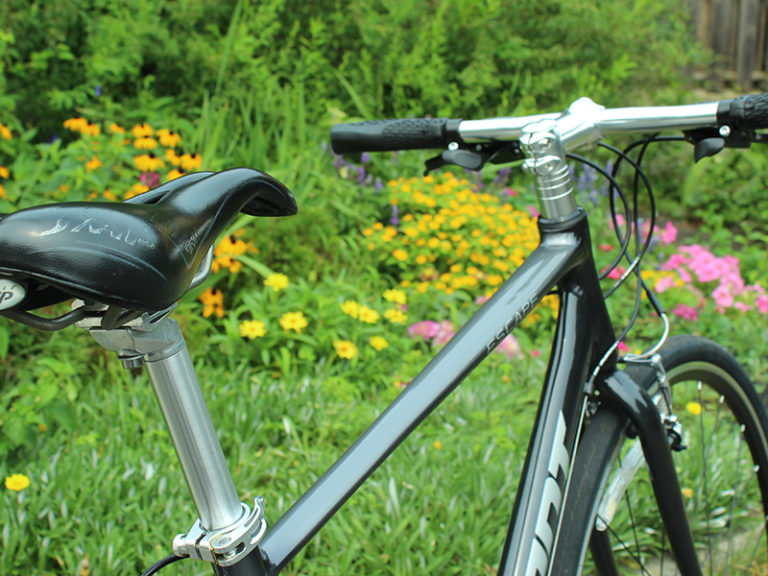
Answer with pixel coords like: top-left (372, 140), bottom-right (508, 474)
top-left (330, 92), bottom-right (768, 155)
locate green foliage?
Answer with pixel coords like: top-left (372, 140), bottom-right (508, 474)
top-left (3, 0), bottom-right (701, 142)
top-left (681, 146), bottom-right (768, 234)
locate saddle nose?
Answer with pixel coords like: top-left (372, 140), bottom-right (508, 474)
top-left (0, 169), bottom-right (297, 313)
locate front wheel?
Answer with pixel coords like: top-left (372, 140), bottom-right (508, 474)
top-left (552, 335), bottom-right (768, 574)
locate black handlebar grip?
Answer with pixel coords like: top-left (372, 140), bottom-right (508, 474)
top-left (331, 118), bottom-right (463, 154)
top-left (718, 92), bottom-right (768, 129)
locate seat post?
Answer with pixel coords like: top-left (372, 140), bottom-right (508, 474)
top-left (143, 322), bottom-right (244, 530)
top-left (85, 312), bottom-right (243, 530)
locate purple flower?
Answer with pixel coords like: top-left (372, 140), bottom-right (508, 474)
top-left (390, 204), bottom-right (400, 226)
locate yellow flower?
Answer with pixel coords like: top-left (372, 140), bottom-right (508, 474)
top-left (86, 156), bottom-right (103, 172)
top-left (82, 121), bottom-right (101, 137)
top-left (357, 306), bottom-right (380, 324)
top-left (340, 300), bottom-right (360, 319)
top-left (132, 123), bottom-right (154, 138)
top-left (392, 249), bottom-right (408, 262)
top-left (264, 273), bottom-right (289, 291)
top-left (5, 473), bottom-right (30, 491)
top-left (369, 336), bottom-right (389, 351)
top-left (239, 320), bottom-right (266, 339)
top-left (166, 169), bottom-right (185, 181)
top-left (384, 308), bottom-right (407, 324)
top-left (0, 184), bottom-right (6, 199)
top-left (383, 289), bottom-right (406, 304)
top-left (681, 487), bottom-right (694, 498)
top-left (686, 402), bottom-right (702, 416)
top-left (134, 137), bottom-right (158, 150)
top-left (432, 440), bottom-right (442, 450)
top-left (157, 129), bottom-right (181, 148)
top-left (125, 183), bottom-right (150, 199)
top-left (63, 117), bottom-right (88, 133)
top-left (180, 153), bottom-right (203, 171)
top-left (108, 123), bottom-right (125, 134)
top-left (486, 274), bottom-right (504, 287)
top-left (333, 340), bottom-right (358, 359)
top-left (212, 234), bottom-right (252, 274)
top-left (279, 311), bottom-right (308, 333)
top-left (0, 123), bottom-right (11, 140)
top-left (133, 153), bottom-right (165, 172)
top-left (0, 166), bottom-right (9, 179)
top-left (165, 149), bottom-right (182, 166)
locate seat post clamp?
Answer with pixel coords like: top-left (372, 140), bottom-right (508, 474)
top-left (173, 497), bottom-right (268, 567)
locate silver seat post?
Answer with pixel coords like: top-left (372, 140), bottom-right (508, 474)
top-left (80, 307), bottom-right (266, 566)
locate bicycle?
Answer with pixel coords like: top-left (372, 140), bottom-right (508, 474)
top-left (2, 93), bottom-right (768, 575)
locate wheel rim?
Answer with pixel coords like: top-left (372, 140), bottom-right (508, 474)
top-left (597, 360), bottom-right (768, 574)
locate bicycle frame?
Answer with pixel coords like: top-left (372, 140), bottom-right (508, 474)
top-left (83, 208), bottom-right (697, 575)
top-left (80, 97), bottom-right (727, 575)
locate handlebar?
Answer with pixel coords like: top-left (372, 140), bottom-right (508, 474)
top-left (330, 93), bottom-right (768, 155)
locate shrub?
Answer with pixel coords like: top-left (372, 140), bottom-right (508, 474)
top-left (2, 0), bottom-right (702, 141)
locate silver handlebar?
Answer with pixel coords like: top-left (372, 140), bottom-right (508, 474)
top-left (458, 97), bottom-right (721, 152)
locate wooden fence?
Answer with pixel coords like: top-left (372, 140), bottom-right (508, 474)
top-left (688, 0), bottom-right (768, 90)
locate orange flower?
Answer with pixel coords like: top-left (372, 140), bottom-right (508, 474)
top-left (134, 137), bottom-right (158, 150)
top-left (180, 153), bottom-right (203, 171)
top-left (157, 129), bottom-right (181, 148)
top-left (133, 153), bottom-right (164, 172)
top-left (86, 156), bottom-right (103, 172)
top-left (132, 123), bottom-right (153, 138)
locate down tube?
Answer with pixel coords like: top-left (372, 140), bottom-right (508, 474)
top-left (254, 223), bottom-right (585, 574)
top-left (498, 220), bottom-right (616, 576)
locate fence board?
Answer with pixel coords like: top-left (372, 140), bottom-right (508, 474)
top-left (691, 0), bottom-right (768, 89)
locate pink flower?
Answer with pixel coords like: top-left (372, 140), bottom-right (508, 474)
top-left (526, 205), bottom-right (540, 218)
top-left (671, 304), bottom-right (698, 321)
top-left (757, 294), bottom-right (768, 314)
top-left (606, 266), bottom-right (626, 280)
top-left (712, 284), bottom-right (734, 309)
top-left (432, 320), bottom-right (455, 346)
top-left (495, 335), bottom-right (521, 358)
top-left (598, 243), bottom-right (614, 253)
top-left (408, 321), bottom-right (440, 341)
top-left (654, 276), bottom-right (676, 293)
top-left (660, 221), bottom-right (678, 245)
top-left (408, 320), bottom-right (455, 346)
top-left (618, 341), bottom-right (629, 353)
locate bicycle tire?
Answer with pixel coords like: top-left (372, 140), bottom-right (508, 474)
top-left (551, 334), bottom-right (768, 574)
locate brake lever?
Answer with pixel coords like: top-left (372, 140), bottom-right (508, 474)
top-left (424, 142), bottom-right (525, 175)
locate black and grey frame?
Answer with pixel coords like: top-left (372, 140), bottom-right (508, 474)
top-left (213, 95), bottom-right (768, 575)
top-left (61, 93), bottom-right (768, 575)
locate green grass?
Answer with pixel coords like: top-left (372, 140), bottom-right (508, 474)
top-left (1, 333), bottom-right (549, 575)
top-left (1, 78), bottom-right (767, 575)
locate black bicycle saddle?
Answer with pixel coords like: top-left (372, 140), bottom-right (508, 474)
top-left (0, 168), bottom-right (297, 313)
